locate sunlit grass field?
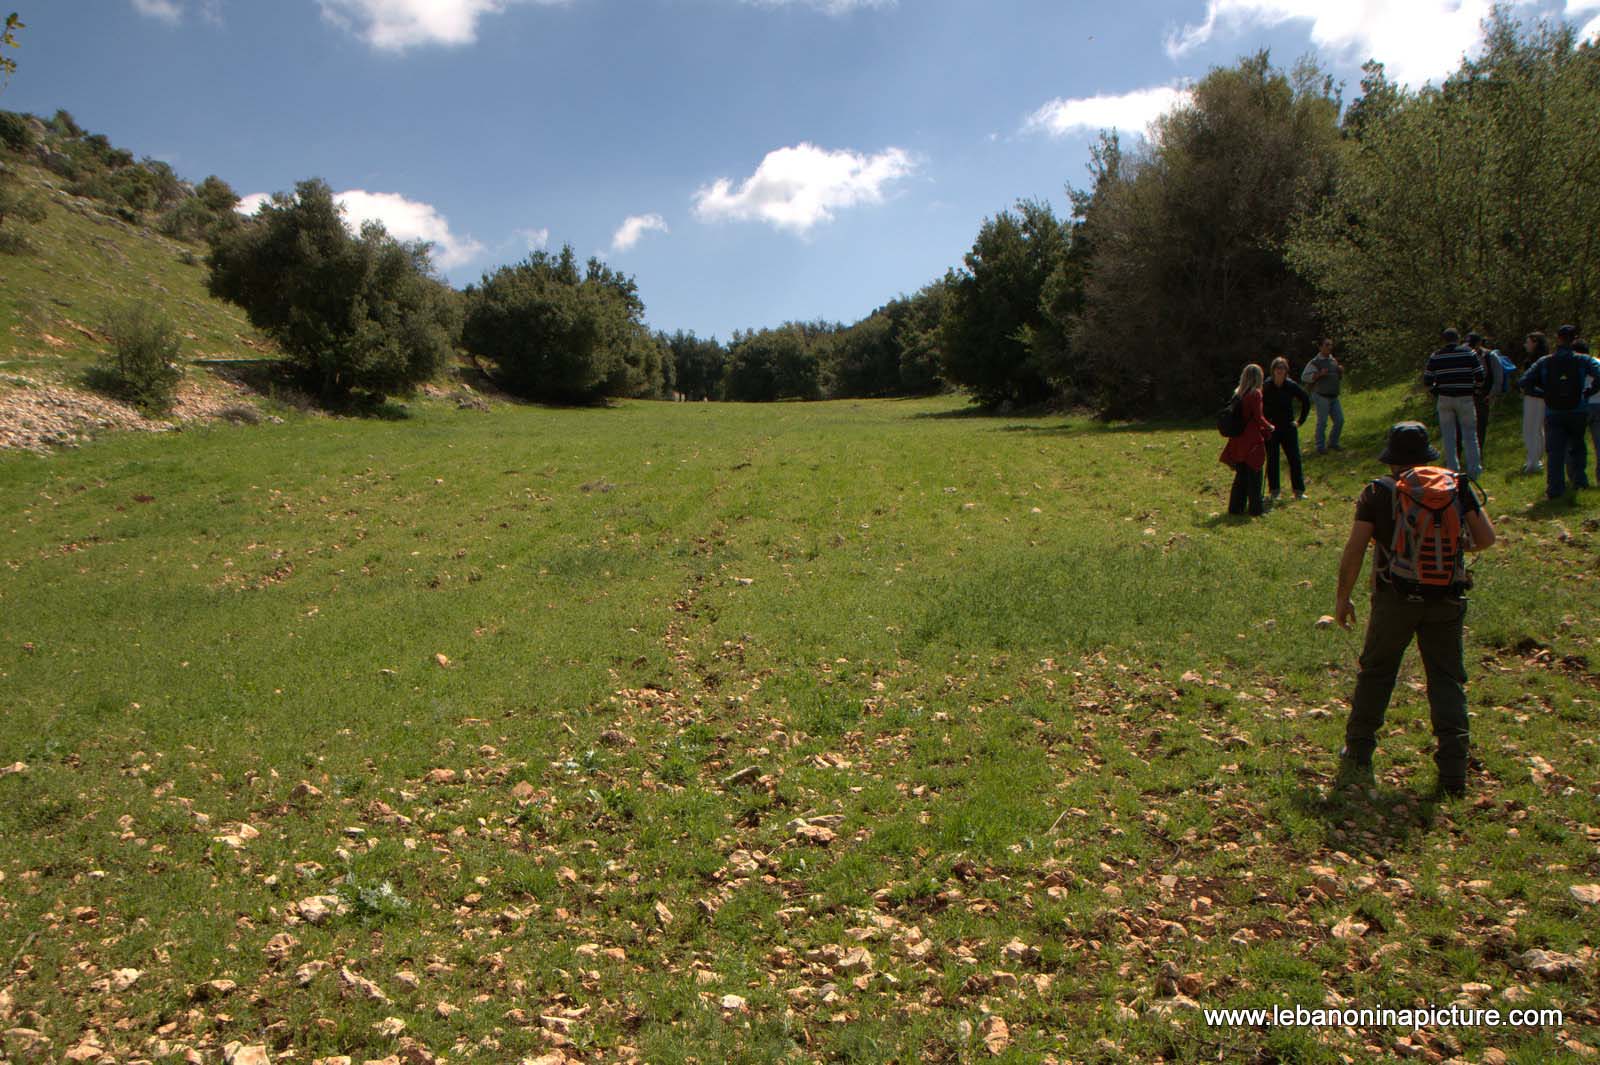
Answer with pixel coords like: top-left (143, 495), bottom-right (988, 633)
top-left (1, 387), bottom-right (1596, 1063)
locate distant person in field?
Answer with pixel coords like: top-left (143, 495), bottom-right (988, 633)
top-left (1520, 325), bottom-right (1600, 498)
top-left (1220, 363), bottom-right (1275, 517)
top-left (1424, 328), bottom-right (1484, 480)
top-left (1520, 331), bottom-right (1550, 474)
top-left (1262, 356), bottom-right (1310, 501)
top-left (1335, 422), bottom-right (1496, 798)
top-left (1301, 338), bottom-right (1344, 453)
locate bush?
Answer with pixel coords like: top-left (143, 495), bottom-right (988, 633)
top-left (207, 179), bottom-right (458, 405)
top-left (0, 110), bottom-right (35, 154)
top-left (97, 305), bottom-right (183, 415)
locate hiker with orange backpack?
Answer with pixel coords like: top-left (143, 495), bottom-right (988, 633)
top-left (1334, 422), bottom-right (1496, 798)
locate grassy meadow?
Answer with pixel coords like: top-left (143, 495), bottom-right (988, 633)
top-left (1, 386), bottom-right (1597, 1064)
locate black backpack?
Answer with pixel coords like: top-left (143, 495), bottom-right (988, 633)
top-left (1217, 395), bottom-right (1245, 438)
top-left (1544, 352), bottom-right (1586, 411)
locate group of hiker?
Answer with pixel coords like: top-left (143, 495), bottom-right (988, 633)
top-left (1424, 325), bottom-right (1600, 499)
top-left (1220, 328), bottom-right (1600, 516)
top-left (1217, 338), bottom-right (1346, 518)
top-left (1213, 326), bottom-right (1599, 800)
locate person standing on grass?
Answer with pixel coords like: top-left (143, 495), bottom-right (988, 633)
top-left (1520, 331), bottom-right (1550, 474)
top-left (1424, 328), bottom-right (1484, 480)
top-left (1335, 422), bottom-right (1496, 798)
top-left (1301, 338), bottom-right (1345, 453)
top-left (1465, 332), bottom-right (1496, 464)
top-left (1262, 356), bottom-right (1310, 501)
top-left (1220, 363), bottom-right (1275, 517)
top-left (1520, 325), bottom-right (1600, 498)
top-left (1579, 340), bottom-right (1600, 489)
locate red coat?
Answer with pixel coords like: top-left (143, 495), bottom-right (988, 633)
top-left (1219, 389), bottom-right (1274, 470)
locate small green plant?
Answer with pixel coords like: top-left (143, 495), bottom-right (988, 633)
top-left (95, 303), bottom-right (183, 415)
top-left (337, 874), bottom-right (414, 924)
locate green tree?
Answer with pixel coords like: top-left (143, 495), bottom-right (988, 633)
top-left (207, 178), bottom-right (458, 404)
top-left (462, 246), bottom-right (659, 404)
top-left (1287, 15), bottom-right (1600, 367)
top-left (939, 199), bottom-right (1072, 408)
top-left (724, 326), bottom-right (820, 402)
top-left (1074, 52), bottom-right (1342, 416)
top-left (663, 330), bottom-right (727, 400)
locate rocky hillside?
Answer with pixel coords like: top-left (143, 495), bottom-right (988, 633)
top-left (0, 153), bottom-right (280, 452)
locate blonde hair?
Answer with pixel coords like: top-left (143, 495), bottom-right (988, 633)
top-left (1270, 356), bottom-right (1289, 374)
top-left (1233, 363), bottom-right (1264, 398)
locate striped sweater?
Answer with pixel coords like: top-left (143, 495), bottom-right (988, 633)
top-left (1424, 344), bottom-right (1485, 397)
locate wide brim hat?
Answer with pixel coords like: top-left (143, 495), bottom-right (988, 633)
top-left (1378, 421), bottom-right (1440, 465)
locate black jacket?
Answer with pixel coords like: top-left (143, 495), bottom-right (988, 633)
top-left (1262, 377), bottom-right (1310, 428)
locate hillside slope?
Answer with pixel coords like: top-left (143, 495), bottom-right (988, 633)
top-left (0, 159), bottom-right (277, 450)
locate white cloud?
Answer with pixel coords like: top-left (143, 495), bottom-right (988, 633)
top-left (513, 226), bottom-right (550, 251)
top-left (233, 189), bottom-right (485, 270)
top-left (1571, 0), bottom-right (1600, 41)
top-left (741, 0), bottom-right (895, 13)
top-left (318, 0), bottom-right (570, 50)
top-left (336, 189), bottom-right (485, 268)
top-left (693, 143), bottom-right (916, 235)
top-left (1025, 86), bottom-right (1193, 137)
top-left (130, 0), bottom-right (224, 24)
top-left (611, 214), bottom-right (668, 252)
top-left (131, 0), bottom-right (184, 21)
top-left (1164, 0), bottom-right (1519, 85)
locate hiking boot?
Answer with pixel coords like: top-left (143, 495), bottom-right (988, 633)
top-left (1335, 755), bottom-right (1374, 790)
top-left (1434, 778), bottom-right (1467, 800)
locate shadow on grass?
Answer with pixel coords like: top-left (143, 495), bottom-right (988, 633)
top-left (1287, 778), bottom-right (1445, 859)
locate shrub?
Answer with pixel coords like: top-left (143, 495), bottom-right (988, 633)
top-left (96, 304), bottom-right (183, 415)
top-left (0, 110), bottom-right (34, 153)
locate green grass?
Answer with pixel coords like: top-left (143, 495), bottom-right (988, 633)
top-left (1, 387), bottom-right (1597, 1063)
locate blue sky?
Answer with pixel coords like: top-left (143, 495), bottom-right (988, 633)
top-left (7, 0), bottom-right (1600, 339)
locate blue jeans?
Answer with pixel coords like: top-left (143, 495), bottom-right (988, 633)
top-left (1437, 394), bottom-right (1481, 479)
top-left (1544, 409), bottom-right (1591, 498)
top-left (1313, 394), bottom-right (1343, 450)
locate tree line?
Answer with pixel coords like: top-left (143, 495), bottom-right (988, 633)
top-left (949, 12), bottom-right (1599, 417)
top-left (2, 11), bottom-right (1595, 416)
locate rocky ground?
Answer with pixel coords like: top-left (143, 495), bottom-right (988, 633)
top-left (0, 371), bottom-right (268, 454)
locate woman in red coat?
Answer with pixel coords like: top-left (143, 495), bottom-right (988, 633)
top-left (1220, 363), bottom-right (1275, 516)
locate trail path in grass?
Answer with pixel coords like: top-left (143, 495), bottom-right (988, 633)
top-left (0, 391), bottom-right (1596, 1063)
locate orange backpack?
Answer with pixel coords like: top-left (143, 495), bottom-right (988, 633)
top-left (1378, 466), bottom-right (1471, 593)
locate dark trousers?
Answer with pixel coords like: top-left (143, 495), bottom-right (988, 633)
top-left (1266, 423), bottom-right (1304, 496)
top-left (1545, 409), bottom-right (1591, 498)
top-left (1457, 394), bottom-right (1490, 460)
top-left (1228, 463), bottom-right (1263, 516)
top-left (1344, 584), bottom-right (1469, 784)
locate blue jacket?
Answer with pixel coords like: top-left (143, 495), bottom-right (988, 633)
top-left (1519, 348), bottom-right (1600, 412)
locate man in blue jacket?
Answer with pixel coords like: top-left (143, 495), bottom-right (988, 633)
top-left (1519, 325), bottom-right (1600, 499)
